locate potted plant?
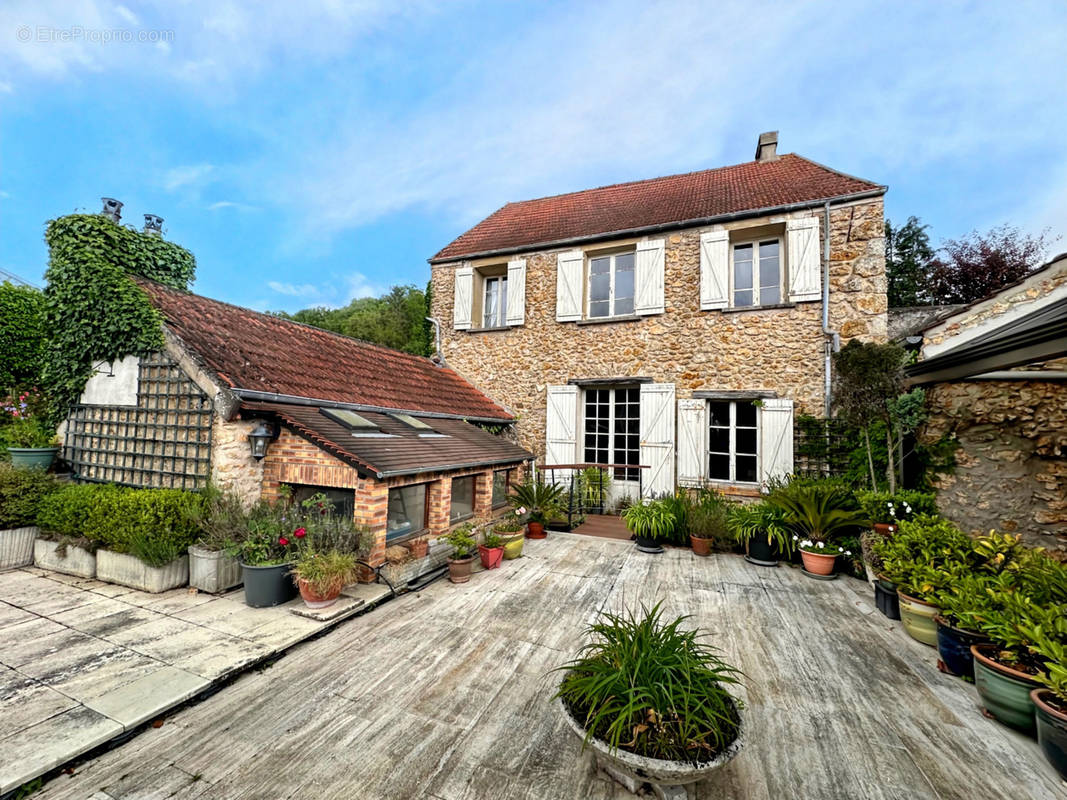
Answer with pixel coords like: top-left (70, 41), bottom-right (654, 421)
top-left (231, 503), bottom-right (298, 608)
top-left (1030, 629), bottom-right (1067, 780)
top-left (622, 499), bottom-right (675, 554)
top-left (33, 483), bottom-right (100, 577)
top-left (291, 547), bottom-right (358, 609)
top-left (446, 523), bottom-right (477, 583)
top-left (554, 603), bottom-right (744, 797)
top-left (726, 501), bottom-right (792, 567)
top-left (688, 492), bottom-right (729, 557)
top-left (0, 462), bottom-right (56, 570)
top-left (857, 490), bottom-right (937, 536)
top-left (509, 479), bottom-right (564, 538)
top-left (494, 511), bottom-right (526, 560)
top-left (768, 481), bottom-right (867, 579)
top-left (189, 487), bottom-right (247, 593)
top-left (478, 531), bottom-right (505, 570)
top-left (874, 515), bottom-right (971, 645)
top-left (407, 537), bottom-right (429, 559)
top-left (933, 572), bottom-right (995, 679)
top-left (0, 390), bottom-right (60, 470)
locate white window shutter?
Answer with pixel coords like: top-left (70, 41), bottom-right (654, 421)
top-left (639, 383), bottom-right (676, 498)
top-left (759, 398), bottom-right (794, 487)
top-left (453, 264), bottom-right (473, 330)
top-left (786, 217), bottom-right (821, 303)
top-left (545, 385), bottom-right (578, 486)
top-left (556, 250), bottom-right (584, 322)
top-left (634, 238), bottom-right (665, 315)
top-left (676, 398), bottom-right (707, 488)
top-left (699, 230), bottom-right (730, 310)
top-left (506, 258), bottom-right (526, 326)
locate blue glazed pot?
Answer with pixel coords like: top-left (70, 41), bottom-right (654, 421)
top-left (935, 616), bottom-right (989, 680)
top-left (1032, 689), bottom-right (1067, 781)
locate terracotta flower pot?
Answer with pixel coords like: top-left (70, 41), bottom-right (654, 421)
top-left (971, 644), bottom-right (1040, 732)
top-left (408, 538), bottom-right (429, 559)
top-left (800, 550), bottom-right (837, 576)
top-left (526, 521), bottom-right (546, 539)
top-left (448, 555), bottom-right (475, 584)
top-left (297, 577), bottom-right (342, 610)
top-left (478, 544), bottom-right (504, 570)
top-left (897, 591), bottom-right (939, 647)
top-left (690, 535), bottom-right (712, 557)
top-left (1031, 688), bottom-right (1067, 781)
top-left (872, 522), bottom-right (897, 536)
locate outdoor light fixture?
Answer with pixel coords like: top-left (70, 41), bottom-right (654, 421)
top-left (247, 420), bottom-right (274, 460)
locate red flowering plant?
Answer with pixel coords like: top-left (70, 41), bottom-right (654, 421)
top-left (0, 388), bottom-right (59, 449)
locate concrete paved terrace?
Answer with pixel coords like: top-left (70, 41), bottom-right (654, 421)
top-left (18, 533), bottom-right (1066, 800)
top-left (0, 567), bottom-right (390, 795)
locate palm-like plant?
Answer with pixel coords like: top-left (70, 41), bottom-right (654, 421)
top-left (768, 483), bottom-right (868, 544)
top-left (622, 500), bottom-right (676, 542)
top-left (509, 479), bottom-right (565, 523)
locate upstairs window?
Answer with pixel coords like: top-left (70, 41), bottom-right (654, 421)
top-left (483, 275), bottom-right (508, 328)
top-left (708, 400), bottom-right (758, 484)
top-left (732, 239), bottom-right (781, 308)
top-left (588, 251), bottom-right (635, 318)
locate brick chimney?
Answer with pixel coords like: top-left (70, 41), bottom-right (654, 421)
top-left (101, 197), bottom-right (123, 222)
top-left (755, 131), bottom-right (778, 162)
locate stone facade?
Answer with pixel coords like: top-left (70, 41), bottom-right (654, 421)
top-left (922, 380), bottom-right (1067, 550)
top-left (211, 417), bottom-right (264, 504)
top-left (431, 199), bottom-right (887, 460)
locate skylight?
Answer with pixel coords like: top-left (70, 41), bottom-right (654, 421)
top-left (388, 412), bottom-right (433, 430)
top-left (320, 407), bottom-right (379, 431)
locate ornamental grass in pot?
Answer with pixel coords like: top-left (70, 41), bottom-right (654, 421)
top-left (622, 499), bottom-right (676, 554)
top-left (291, 548), bottom-right (358, 609)
top-left (446, 524), bottom-right (477, 584)
top-left (726, 501), bottom-right (792, 567)
top-left (687, 490), bottom-right (731, 557)
top-left (554, 603), bottom-right (743, 797)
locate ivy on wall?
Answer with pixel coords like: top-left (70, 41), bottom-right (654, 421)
top-left (41, 214), bottom-right (196, 420)
top-left (0, 282), bottom-right (45, 390)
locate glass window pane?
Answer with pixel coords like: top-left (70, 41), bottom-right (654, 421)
top-left (709, 426), bottom-right (730, 453)
top-left (492, 471), bottom-right (508, 507)
top-left (589, 300), bottom-right (609, 318)
top-left (615, 265), bottom-right (634, 298)
top-left (736, 402), bottom-right (758, 427)
top-left (450, 476), bottom-right (475, 521)
top-left (709, 453), bottom-right (730, 480)
top-left (759, 240), bottom-right (779, 258)
top-left (760, 285), bottom-right (780, 305)
top-left (387, 484), bottom-right (425, 541)
top-left (734, 258), bottom-right (752, 290)
top-left (614, 296), bottom-right (634, 316)
top-left (708, 402), bottom-right (731, 428)
top-left (590, 271), bottom-right (610, 302)
top-left (733, 243), bottom-right (753, 262)
top-left (615, 252), bottom-right (635, 272)
top-left (737, 456), bottom-right (758, 483)
top-left (736, 427), bottom-right (757, 455)
top-left (759, 257), bottom-right (779, 290)
top-left (590, 256), bottom-right (610, 275)
top-left (733, 289), bottom-right (753, 307)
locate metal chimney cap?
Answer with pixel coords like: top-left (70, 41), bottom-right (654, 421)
top-left (101, 198), bottom-right (123, 221)
top-left (143, 214), bottom-right (164, 234)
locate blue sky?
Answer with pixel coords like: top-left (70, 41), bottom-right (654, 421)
top-left (1, 0), bottom-right (1065, 312)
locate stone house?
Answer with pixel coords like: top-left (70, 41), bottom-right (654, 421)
top-left (907, 252), bottom-right (1067, 550)
top-left (63, 278), bottom-right (531, 575)
top-left (429, 132), bottom-right (888, 501)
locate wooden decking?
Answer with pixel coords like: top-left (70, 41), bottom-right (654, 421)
top-left (571, 514), bottom-right (632, 541)
top-left (31, 534), bottom-right (1065, 800)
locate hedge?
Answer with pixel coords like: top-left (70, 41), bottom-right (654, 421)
top-left (36, 483), bottom-right (204, 562)
top-left (0, 463), bottom-right (58, 528)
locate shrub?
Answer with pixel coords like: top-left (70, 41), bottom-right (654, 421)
top-left (856, 490), bottom-right (938, 526)
top-left (554, 603), bottom-right (742, 763)
top-left (873, 515), bottom-right (972, 600)
top-left (445, 524), bottom-right (477, 559)
top-left (36, 483), bottom-right (105, 541)
top-left (768, 480), bottom-right (868, 544)
top-left (0, 463), bottom-right (58, 528)
top-left (688, 500), bottom-right (732, 551)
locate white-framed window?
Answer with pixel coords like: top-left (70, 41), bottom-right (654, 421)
top-left (583, 386), bottom-right (640, 481)
top-left (732, 239), bottom-right (781, 308)
top-left (483, 275), bottom-right (508, 328)
top-left (588, 251), bottom-right (635, 318)
top-left (708, 400), bottom-right (759, 483)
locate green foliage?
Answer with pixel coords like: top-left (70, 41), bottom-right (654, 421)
top-left (280, 284), bottom-right (431, 356)
top-left (856, 490), bottom-right (938, 525)
top-left (445, 523), bottom-right (477, 559)
top-left (554, 603), bottom-right (742, 763)
top-left (622, 500), bottom-right (677, 542)
top-left (291, 548), bottom-right (359, 596)
top-left (36, 483), bottom-right (104, 541)
top-left (509, 479), bottom-right (565, 523)
top-left (576, 467), bottom-right (611, 510)
top-left (873, 515), bottom-right (972, 600)
top-left (688, 491), bottom-right (732, 550)
top-left (0, 283), bottom-right (45, 390)
top-left (885, 216), bottom-right (935, 307)
top-left (0, 389), bottom-right (58, 448)
top-left (482, 531), bottom-right (504, 549)
top-left (492, 511), bottom-right (525, 533)
top-left (0, 463), bottom-right (58, 528)
top-left (726, 501), bottom-right (793, 556)
top-left (42, 214), bottom-right (196, 420)
top-left (767, 480), bottom-right (868, 544)
top-left (127, 529), bottom-right (186, 567)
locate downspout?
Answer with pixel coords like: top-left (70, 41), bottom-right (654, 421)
top-left (822, 200), bottom-right (840, 418)
top-left (425, 317), bottom-right (444, 366)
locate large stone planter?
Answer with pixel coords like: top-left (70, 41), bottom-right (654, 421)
top-left (0, 526), bottom-right (38, 570)
top-left (559, 699), bottom-right (743, 799)
top-left (34, 538), bottom-right (95, 578)
top-left (96, 550), bottom-right (189, 593)
top-left (188, 545), bottom-right (242, 593)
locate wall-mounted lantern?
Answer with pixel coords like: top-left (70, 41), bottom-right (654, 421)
top-left (247, 420), bottom-right (274, 461)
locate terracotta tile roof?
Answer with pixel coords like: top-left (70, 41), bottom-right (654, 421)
top-left (432, 154), bottom-right (884, 262)
top-left (241, 401), bottom-right (531, 477)
top-left (135, 278), bottom-right (511, 421)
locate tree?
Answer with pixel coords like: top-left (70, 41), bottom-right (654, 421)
top-left (926, 225), bottom-right (1052, 305)
top-left (885, 217), bottom-right (934, 307)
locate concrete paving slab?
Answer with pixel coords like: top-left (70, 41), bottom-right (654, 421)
top-left (0, 665), bottom-right (80, 740)
top-left (83, 665), bottom-right (210, 729)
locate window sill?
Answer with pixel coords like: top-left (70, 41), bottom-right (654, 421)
top-left (706, 482), bottom-right (762, 498)
top-left (576, 314), bottom-right (644, 326)
top-left (465, 325), bottom-right (514, 334)
top-left (719, 303), bottom-right (796, 315)
top-left (385, 528), bottom-right (429, 547)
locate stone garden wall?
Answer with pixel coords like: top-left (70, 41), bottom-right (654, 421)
top-left (922, 379), bottom-right (1067, 551)
top-left (431, 199), bottom-right (887, 458)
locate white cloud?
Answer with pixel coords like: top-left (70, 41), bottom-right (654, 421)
top-left (162, 163), bottom-right (214, 192)
top-left (207, 200), bottom-right (258, 212)
top-left (267, 281), bottom-right (321, 298)
top-left (113, 5), bottom-right (138, 26)
top-left (267, 271), bottom-right (385, 307)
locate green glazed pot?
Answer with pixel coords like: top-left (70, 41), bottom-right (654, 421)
top-left (897, 591), bottom-right (939, 647)
top-left (971, 644), bottom-right (1039, 733)
top-left (1031, 688), bottom-right (1067, 780)
top-left (8, 447), bottom-right (59, 470)
top-left (498, 531), bottom-right (524, 560)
